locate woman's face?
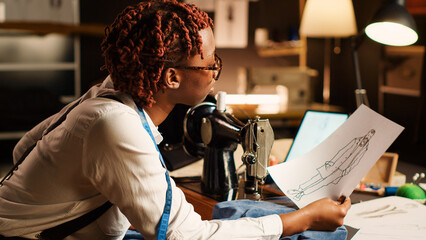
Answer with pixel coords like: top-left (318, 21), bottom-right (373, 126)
top-left (172, 27), bottom-right (217, 106)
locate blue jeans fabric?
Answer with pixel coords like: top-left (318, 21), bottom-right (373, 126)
top-left (123, 196), bottom-right (347, 239)
top-left (212, 196), bottom-right (347, 240)
top-left (123, 229), bottom-right (144, 240)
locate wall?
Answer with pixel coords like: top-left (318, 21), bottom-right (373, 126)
top-left (215, 0), bottom-right (300, 93)
top-left (306, 0), bottom-right (426, 166)
top-left (77, 0), bottom-right (426, 167)
top-left (0, 0), bottom-right (424, 167)
top-left (79, 0), bottom-right (141, 91)
top-left (79, 0), bottom-right (301, 93)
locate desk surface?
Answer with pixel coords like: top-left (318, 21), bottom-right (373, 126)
top-left (177, 180), bottom-right (380, 220)
top-left (177, 181), bottom-right (379, 240)
top-left (177, 181), bottom-right (287, 220)
top-left (228, 103), bottom-right (344, 120)
top-left (177, 183), bottom-right (218, 220)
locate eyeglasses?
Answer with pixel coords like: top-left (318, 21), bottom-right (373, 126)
top-left (171, 54), bottom-right (222, 81)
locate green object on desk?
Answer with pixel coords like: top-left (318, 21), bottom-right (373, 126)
top-left (396, 183), bottom-right (426, 201)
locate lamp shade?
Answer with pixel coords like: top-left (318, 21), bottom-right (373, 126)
top-left (300, 0), bottom-right (357, 37)
top-left (365, 0), bottom-right (418, 46)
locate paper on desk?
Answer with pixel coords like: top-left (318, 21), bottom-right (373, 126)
top-left (268, 105), bottom-right (404, 208)
top-left (169, 159), bottom-right (203, 178)
top-left (345, 196), bottom-right (426, 240)
top-left (419, 183), bottom-right (426, 191)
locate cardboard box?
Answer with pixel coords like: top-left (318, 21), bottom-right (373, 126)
top-left (356, 152), bottom-right (399, 194)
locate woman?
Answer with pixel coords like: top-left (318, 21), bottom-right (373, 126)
top-left (0, 1), bottom-right (350, 239)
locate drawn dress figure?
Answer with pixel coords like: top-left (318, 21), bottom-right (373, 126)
top-left (288, 129), bottom-right (376, 201)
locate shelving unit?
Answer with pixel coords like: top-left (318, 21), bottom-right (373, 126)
top-left (248, 0), bottom-right (311, 110)
top-left (256, 40), bottom-right (306, 67)
top-left (254, 0), bottom-right (307, 67)
top-left (0, 0), bottom-right (106, 140)
top-left (0, 21), bottom-right (104, 36)
top-left (0, 33), bottom-right (81, 103)
top-left (256, 45), bottom-right (303, 57)
top-left (0, 29), bottom-right (81, 139)
top-left (378, 45), bottom-right (425, 113)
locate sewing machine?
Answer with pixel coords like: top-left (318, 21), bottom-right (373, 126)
top-left (183, 92), bottom-right (274, 201)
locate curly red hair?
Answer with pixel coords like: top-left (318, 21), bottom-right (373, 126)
top-left (101, 0), bottom-right (213, 107)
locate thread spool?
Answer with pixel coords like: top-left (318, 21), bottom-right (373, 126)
top-left (216, 91), bottom-right (226, 112)
top-left (396, 183), bottom-right (426, 204)
top-left (255, 28), bottom-right (269, 47)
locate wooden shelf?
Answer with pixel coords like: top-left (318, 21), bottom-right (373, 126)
top-left (385, 45), bottom-right (425, 54)
top-left (256, 46), bottom-right (303, 57)
top-left (0, 63), bottom-right (76, 71)
top-left (0, 21), bottom-right (105, 36)
top-left (0, 21), bottom-right (83, 138)
top-left (378, 45), bottom-right (425, 113)
top-left (407, 0), bottom-right (426, 15)
top-left (255, 38), bottom-right (307, 66)
top-left (379, 86), bottom-right (421, 97)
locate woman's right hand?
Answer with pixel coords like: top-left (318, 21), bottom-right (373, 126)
top-left (279, 196), bottom-right (351, 237)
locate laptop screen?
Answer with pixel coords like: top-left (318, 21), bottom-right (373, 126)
top-left (284, 110), bottom-right (349, 162)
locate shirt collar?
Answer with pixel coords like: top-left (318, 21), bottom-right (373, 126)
top-left (142, 109), bottom-right (163, 144)
top-left (103, 75), bottom-right (163, 144)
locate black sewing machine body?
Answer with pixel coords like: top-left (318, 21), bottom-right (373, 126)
top-left (183, 101), bottom-right (274, 201)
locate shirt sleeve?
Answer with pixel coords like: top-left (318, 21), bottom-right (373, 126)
top-left (12, 114), bottom-right (55, 164)
top-left (82, 106), bottom-right (283, 240)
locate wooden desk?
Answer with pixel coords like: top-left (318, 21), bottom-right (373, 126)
top-left (177, 183), bottom-right (218, 220)
top-left (178, 180), bottom-right (380, 221)
top-left (177, 181), bottom-right (285, 220)
top-left (178, 181), bottom-right (376, 240)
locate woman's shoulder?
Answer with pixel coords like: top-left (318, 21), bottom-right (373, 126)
top-left (65, 97), bottom-right (141, 138)
top-left (78, 96), bottom-right (136, 118)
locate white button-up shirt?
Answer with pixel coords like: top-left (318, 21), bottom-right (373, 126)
top-left (0, 76), bottom-right (282, 240)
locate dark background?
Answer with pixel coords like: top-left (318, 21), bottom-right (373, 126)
top-left (79, 0), bottom-right (426, 167)
top-left (1, 0), bottom-right (425, 169)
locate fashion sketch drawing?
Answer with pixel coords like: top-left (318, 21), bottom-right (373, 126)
top-left (288, 129), bottom-right (376, 201)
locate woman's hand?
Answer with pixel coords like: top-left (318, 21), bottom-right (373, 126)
top-left (303, 196), bottom-right (351, 231)
top-left (279, 196), bottom-right (351, 237)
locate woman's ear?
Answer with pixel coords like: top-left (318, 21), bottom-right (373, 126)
top-left (163, 68), bottom-right (181, 89)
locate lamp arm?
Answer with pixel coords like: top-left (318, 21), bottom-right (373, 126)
top-left (351, 30), bottom-right (366, 52)
top-left (351, 34), bottom-right (369, 107)
top-left (351, 36), bottom-right (363, 90)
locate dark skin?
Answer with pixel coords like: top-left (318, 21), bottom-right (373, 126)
top-left (145, 28), bottom-right (216, 126)
top-left (280, 196), bottom-right (351, 236)
top-left (145, 27), bottom-right (351, 237)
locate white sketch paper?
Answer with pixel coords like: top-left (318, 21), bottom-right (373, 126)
top-left (345, 196), bottom-right (426, 239)
top-left (268, 105), bottom-right (404, 208)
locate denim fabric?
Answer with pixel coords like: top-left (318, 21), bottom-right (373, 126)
top-left (123, 197), bottom-right (347, 240)
top-left (212, 196), bottom-right (347, 240)
top-left (123, 229), bottom-right (144, 240)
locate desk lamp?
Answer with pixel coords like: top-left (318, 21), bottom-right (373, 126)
top-left (352, 0), bottom-right (418, 107)
top-left (300, 0), bottom-right (357, 104)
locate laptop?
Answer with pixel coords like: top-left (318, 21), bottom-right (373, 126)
top-left (284, 110), bottom-right (349, 162)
